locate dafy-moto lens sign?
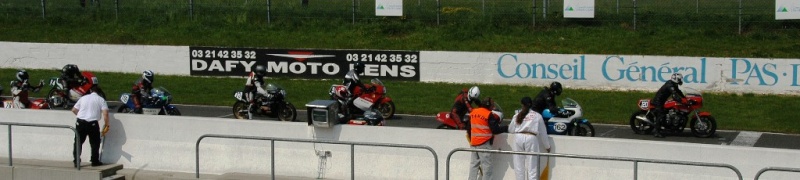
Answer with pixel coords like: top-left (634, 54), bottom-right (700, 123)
top-left (189, 47), bottom-right (420, 81)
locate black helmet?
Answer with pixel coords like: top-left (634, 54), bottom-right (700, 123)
top-left (62, 64), bottom-right (80, 76)
top-left (549, 81), bottom-right (563, 96)
top-left (142, 70), bottom-right (154, 84)
top-left (16, 69), bottom-right (29, 82)
top-left (254, 65), bottom-right (266, 77)
top-left (353, 62), bottom-right (365, 74)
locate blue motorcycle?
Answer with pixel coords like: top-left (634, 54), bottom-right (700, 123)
top-left (542, 98), bottom-right (594, 136)
top-left (118, 87), bottom-right (180, 115)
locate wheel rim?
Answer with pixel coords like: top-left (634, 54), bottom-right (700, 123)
top-left (378, 102), bottom-right (395, 119)
top-left (232, 102), bottom-right (248, 119)
top-left (279, 105), bottom-right (294, 121)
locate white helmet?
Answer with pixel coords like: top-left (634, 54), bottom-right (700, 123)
top-left (670, 73), bottom-right (683, 85)
top-left (468, 86), bottom-right (480, 101)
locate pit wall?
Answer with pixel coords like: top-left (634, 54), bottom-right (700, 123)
top-left (2, 41), bottom-right (799, 95)
top-left (0, 109), bottom-right (798, 180)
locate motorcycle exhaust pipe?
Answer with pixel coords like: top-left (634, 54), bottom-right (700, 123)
top-left (636, 116), bottom-right (654, 125)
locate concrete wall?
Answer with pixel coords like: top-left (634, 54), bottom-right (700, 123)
top-left (1, 109), bottom-right (799, 180)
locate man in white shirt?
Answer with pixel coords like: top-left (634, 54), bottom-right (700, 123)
top-left (71, 86), bottom-right (109, 167)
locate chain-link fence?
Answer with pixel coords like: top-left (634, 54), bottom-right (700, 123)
top-left (1, 0), bottom-right (797, 34)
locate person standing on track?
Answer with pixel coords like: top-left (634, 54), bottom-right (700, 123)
top-left (72, 86), bottom-right (109, 167)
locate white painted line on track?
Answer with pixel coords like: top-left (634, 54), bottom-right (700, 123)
top-left (729, 131), bottom-right (762, 146)
top-left (217, 114), bottom-right (234, 118)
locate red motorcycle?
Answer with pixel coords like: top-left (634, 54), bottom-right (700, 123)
top-left (329, 78), bottom-right (395, 121)
top-left (629, 88), bottom-right (717, 138)
top-left (46, 71), bottom-right (106, 109)
top-left (3, 80), bottom-right (49, 109)
top-left (435, 101), bottom-right (503, 129)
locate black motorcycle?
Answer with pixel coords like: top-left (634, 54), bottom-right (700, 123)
top-left (231, 83), bottom-right (297, 121)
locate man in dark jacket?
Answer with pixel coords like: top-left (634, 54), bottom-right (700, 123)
top-left (532, 81), bottom-right (570, 119)
top-left (651, 73), bottom-right (686, 138)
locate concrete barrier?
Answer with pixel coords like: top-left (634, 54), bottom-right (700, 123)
top-left (0, 108), bottom-right (799, 179)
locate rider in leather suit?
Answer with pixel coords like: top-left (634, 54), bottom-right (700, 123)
top-left (131, 70), bottom-right (155, 114)
top-left (451, 86), bottom-right (480, 125)
top-left (651, 73), bottom-right (686, 138)
top-left (532, 81), bottom-right (569, 119)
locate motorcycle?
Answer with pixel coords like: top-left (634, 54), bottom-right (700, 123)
top-left (46, 71), bottom-right (106, 109)
top-left (118, 87), bottom-right (181, 115)
top-left (541, 98), bottom-right (595, 137)
top-left (629, 87), bottom-right (717, 138)
top-left (435, 102), bottom-right (504, 129)
top-left (232, 83), bottom-right (297, 121)
top-left (329, 78), bottom-right (395, 120)
top-left (3, 80), bottom-right (49, 109)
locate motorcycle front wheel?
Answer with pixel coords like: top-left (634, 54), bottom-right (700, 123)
top-left (117, 106), bottom-right (133, 113)
top-left (46, 88), bottom-right (66, 109)
top-left (691, 115), bottom-right (717, 138)
top-left (377, 101), bottom-right (396, 119)
top-left (232, 101), bottom-right (250, 119)
top-left (278, 102), bottom-right (297, 122)
top-left (630, 110), bottom-right (654, 134)
top-left (570, 122), bottom-right (595, 137)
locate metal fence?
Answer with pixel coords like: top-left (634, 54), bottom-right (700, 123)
top-left (195, 134), bottom-right (439, 180)
top-left (755, 167), bottom-right (800, 180)
top-left (0, 122), bottom-right (81, 170)
top-left (2, 0), bottom-right (796, 33)
top-left (446, 147), bottom-right (743, 180)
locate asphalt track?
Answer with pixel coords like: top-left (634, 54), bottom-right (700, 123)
top-left (58, 102), bottom-right (800, 150)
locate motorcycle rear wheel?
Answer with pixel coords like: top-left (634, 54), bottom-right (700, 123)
top-left (278, 102), bottom-right (297, 122)
top-left (629, 110), bottom-right (654, 134)
top-left (570, 123), bottom-right (595, 137)
top-left (232, 101), bottom-right (250, 119)
top-left (377, 101), bottom-right (396, 119)
top-left (162, 108), bottom-right (181, 116)
top-left (691, 115), bottom-right (717, 138)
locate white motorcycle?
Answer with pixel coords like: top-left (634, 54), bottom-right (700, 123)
top-left (541, 98), bottom-right (595, 136)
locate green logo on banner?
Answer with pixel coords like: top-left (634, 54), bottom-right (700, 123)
top-left (777, 7), bottom-right (788, 12)
top-left (565, 7), bottom-right (574, 11)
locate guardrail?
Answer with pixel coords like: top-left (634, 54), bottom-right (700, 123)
top-left (0, 122), bottom-right (79, 170)
top-left (446, 148), bottom-right (743, 180)
top-left (195, 134), bottom-right (439, 180)
top-left (755, 167), bottom-right (800, 180)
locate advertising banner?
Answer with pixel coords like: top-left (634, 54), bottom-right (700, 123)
top-left (189, 47), bottom-right (420, 81)
top-left (776, 0), bottom-right (800, 20)
top-left (376, 0), bottom-right (403, 16)
top-left (564, 0), bottom-right (595, 18)
top-left (420, 52), bottom-right (800, 94)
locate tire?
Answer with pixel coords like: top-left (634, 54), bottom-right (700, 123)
top-left (46, 88), bottom-right (66, 109)
top-left (571, 122), bottom-right (595, 137)
top-left (691, 115), bottom-right (717, 138)
top-left (117, 105), bottom-right (133, 113)
top-left (630, 110), bottom-right (654, 134)
top-left (232, 101), bottom-right (249, 119)
top-left (166, 108), bottom-right (181, 116)
top-left (377, 101), bottom-right (396, 119)
top-left (278, 102), bottom-right (297, 122)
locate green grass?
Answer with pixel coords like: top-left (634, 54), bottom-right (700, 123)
top-left (4, 68), bottom-right (800, 134)
top-left (1, 0), bottom-right (799, 133)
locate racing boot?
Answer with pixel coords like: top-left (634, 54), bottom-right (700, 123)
top-left (653, 120), bottom-right (665, 138)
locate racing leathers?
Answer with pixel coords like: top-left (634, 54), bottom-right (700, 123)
top-left (244, 72), bottom-right (269, 106)
top-left (342, 69), bottom-right (368, 113)
top-left (131, 78), bottom-right (153, 113)
top-left (10, 80), bottom-right (43, 108)
top-left (451, 89), bottom-right (474, 124)
top-left (61, 71), bottom-right (85, 91)
top-left (651, 80), bottom-right (686, 137)
top-left (532, 87), bottom-right (564, 118)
